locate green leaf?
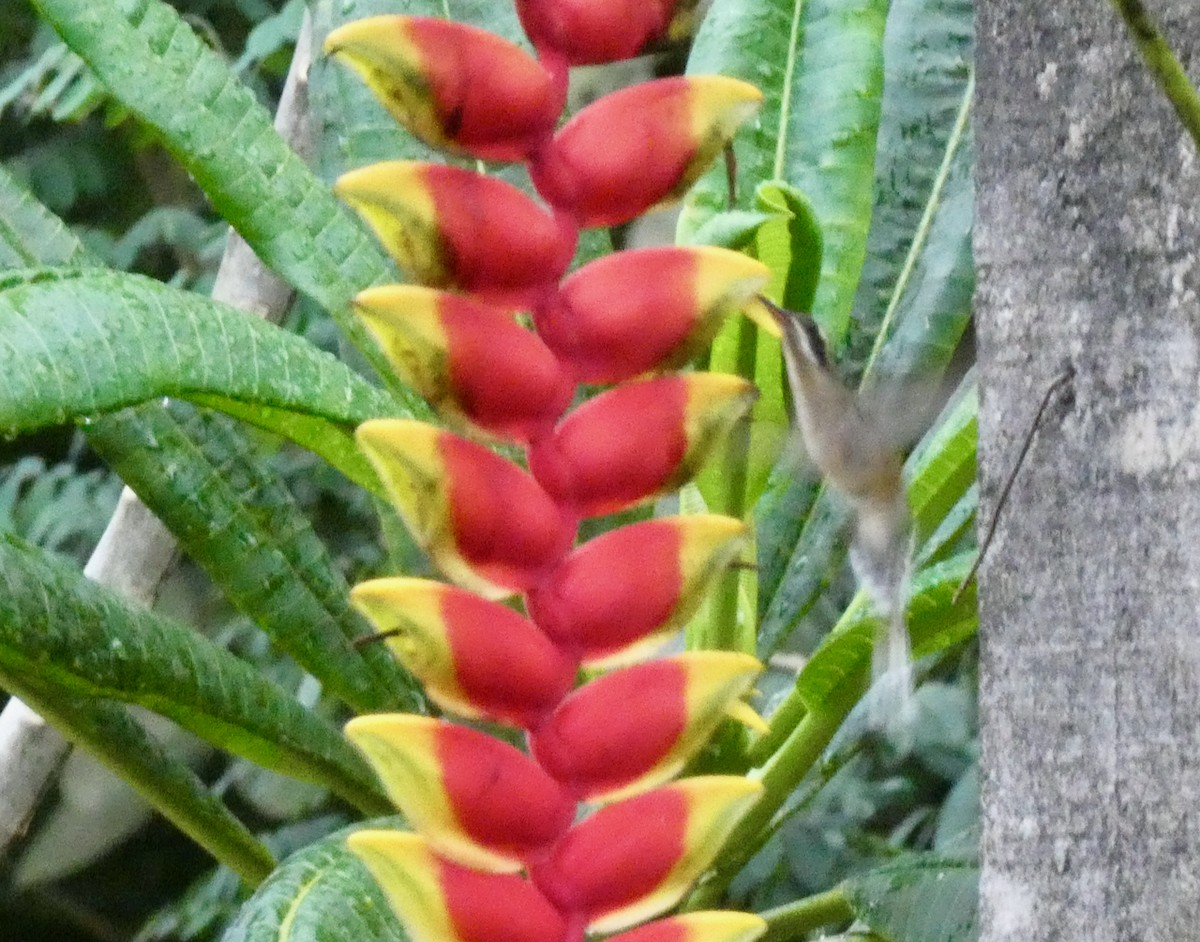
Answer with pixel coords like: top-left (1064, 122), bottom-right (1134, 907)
top-left (0, 668), bottom-right (275, 886)
top-left (907, 378), bottom-right (977, 546)
top-left (850, 0), bottom-right (973, 374)
top-left (755, 182), bottom-right (824, 315)
top-left (0, 532), bottom-right (389, 815)
top-left (680, 209), bottom-right (773, 251)
top-left (87, 402), bottom-right (421, 714)
top-left (0, 268), bottom-right (404, 496)
top-left (863, 123), bottom-right (973, 385)
top-left (691, 185), bottom-right (820, 651)
top-left (795, 552), bottom-right (977, 711)
top-left (222, 818), bottom-right (409, 942)
top-left (684, 0), bottom-right (890, 346)
top-left (844, 855), bottom-right (979, 942)
top-left (0, 162), bottom-right (92, 268)
top-left (28, 0), bottom-right (405, 389)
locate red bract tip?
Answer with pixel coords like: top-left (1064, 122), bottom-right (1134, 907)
top-left (514, 0), bottom-right (695, 65)
top-left (336, 161), bottom-right (576, 307)
top-left (325, 16), bottom-right (562, 161)
top-left (529, 777), bottom-right (762, 933)
top-left (347, 715), bottom-right (574, 870)
top-left (531, 652), bottom-right (763, 802)
top-left (357, 420), bottom-right (576, 597)
top-left (528, 375), bottom-right (757, 517)
top-left (349, 833), bottom-right (569, 942)
top-left (529, 77), bottom-right (761, 227)
top-left (350, 578), bottom-right (576, 728)
top-left (525, 515), bottom-right (748, 667)
top-left (354, 286), bottom-right (573, 442)
top-left (537, 247), bottom-right (770, 383)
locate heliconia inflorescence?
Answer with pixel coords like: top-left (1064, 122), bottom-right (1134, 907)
top-left (327, 7), bottom-right (770, 942)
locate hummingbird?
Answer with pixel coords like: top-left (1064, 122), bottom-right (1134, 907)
top-left (759, 297), bottom-right (917, 733)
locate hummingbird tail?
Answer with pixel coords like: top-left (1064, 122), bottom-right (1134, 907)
top-left (851, 515), bottom-right (917, 744)
top-left (868, 608), bottom-right (916, 741)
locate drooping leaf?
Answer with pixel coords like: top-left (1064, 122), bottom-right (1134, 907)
top-left (221, 818), bottom-right (409, 942)
top-left (0, 667), bottom-right (276, 886)
top-left (88, 402), bottom-right (421, 714)
top-left (0, 532), bottom-right (389, 815)
top-left (0, 268), bottom-right (406, 496)
top-left (28, 0), bottom-right (405, 389)
top-left (0, 163), bottom-right (92, 268)
top-left (843, 854), bottom-right (979, 942)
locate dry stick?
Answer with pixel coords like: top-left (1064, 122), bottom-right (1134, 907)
top-left (953, 365), bottom-right (1074, 604)
top-left (0, 13), bottom-right (315, 856)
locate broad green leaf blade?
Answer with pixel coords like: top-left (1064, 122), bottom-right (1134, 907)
top-left (795, 552), bottom-right (977, 711)
top-left (850, 0), bottom-right (973, 372)
top-left (754, 473), bottom-right (822, 629)
top-left (87, 402), bottom-right (420, 715)
top-left (907, 377), bottom-right (977, 545)
top-left (863, 120), bottom-right (973, 385)
top-left (0, 268), bottom-right (402, 495)
top-left (0, 163), bottom-right (91, 268)
top-left (28, 0), bottom-right (404, 389)
top-left (0, 532), bottom-right (389, 815)
top-left (222, 818), bottom-right (408, 942)
top-left (684, 0), bottom-right (889, 345)
top-left (0, 668), bottom-right (275, 886)
top-left (844, 855), bottom-right (979, 942)
top-left (921, 484), bottom-right (977, 567)
top-left (756, 486), bottom-right (850, 658)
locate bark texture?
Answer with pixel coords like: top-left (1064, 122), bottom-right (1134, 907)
top-left (977, 2), bottom-right (1200, 939)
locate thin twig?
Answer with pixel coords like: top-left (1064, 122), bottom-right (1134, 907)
top-left (723, 142), bottom-right (738, 209)
top-left (0, 12), bottom-right (315, 858)
top-left (953, 365), bottom-right (1074, 603)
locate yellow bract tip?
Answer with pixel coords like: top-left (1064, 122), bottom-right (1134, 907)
top-left (724, 699), bottom-right (770, 735)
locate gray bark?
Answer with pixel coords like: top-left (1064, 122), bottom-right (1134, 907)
top-left (977, 2), bottom-right (1200, 939)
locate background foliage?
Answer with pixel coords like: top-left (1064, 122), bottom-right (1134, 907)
top-left (0, 0), bottom-right (977, 939)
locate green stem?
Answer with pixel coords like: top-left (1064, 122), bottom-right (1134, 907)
top-left (760, 885), bottom-right (854, 941)
top-left (686, 678), bottom-right (863, 908)
top-left (696, 316), bottom-right (761, 655)
top-left (1109, 0), bottom-right (1200, 149)
top-left (747, 682), bottom-right (807, 766)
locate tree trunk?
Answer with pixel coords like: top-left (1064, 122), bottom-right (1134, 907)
top-left (977, 2), bottom-right (1200, 939)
